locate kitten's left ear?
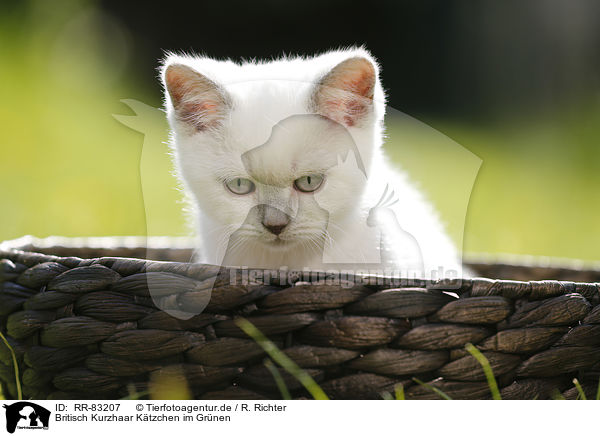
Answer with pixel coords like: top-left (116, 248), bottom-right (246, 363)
top-left (313, 57), bottom-right (377, 127)
top-left (162, 63), bottom-right (230, 132)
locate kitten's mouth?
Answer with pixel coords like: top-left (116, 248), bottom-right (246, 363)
top-left (258, 232), bottom-right (302, 249)
top-left (259, 230), bottom-right (325, 250)
top-left (264, 235), bottom-right (290, 246)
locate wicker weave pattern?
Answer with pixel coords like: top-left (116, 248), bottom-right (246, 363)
top-left (1, 247), bottom-right (600, 400)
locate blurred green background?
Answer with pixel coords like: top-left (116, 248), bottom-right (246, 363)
top-left (1, 0), bottom-right (598, 262)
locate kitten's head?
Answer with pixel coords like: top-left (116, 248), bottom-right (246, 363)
top-left (161, 49), bottom-right (385, 260)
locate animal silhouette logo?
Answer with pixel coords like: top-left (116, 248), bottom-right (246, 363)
top-left (114, 99), bottom-right (481, 317)
top-left (366, 184), bottom-right (424, 276)
top-left (2, 402), bottom-right (50, 434)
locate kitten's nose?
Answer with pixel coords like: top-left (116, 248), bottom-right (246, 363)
top-left (260, 205), bottom-right (290, 235)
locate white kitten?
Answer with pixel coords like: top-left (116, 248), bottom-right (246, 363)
top-left (161, 48), bottom-right (464, 279)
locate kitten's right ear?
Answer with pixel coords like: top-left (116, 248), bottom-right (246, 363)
top-left (313, 56), bottom-right (377, 128)
top-left (163, 63), bottom-right (230, 131)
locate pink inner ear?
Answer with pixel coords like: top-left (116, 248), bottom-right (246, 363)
top-left (179, 101), bottom-right (221, 130)
top-left (165, 68), bottom-right (189, 106)
top-left (341, 70), bottom-right (375, 99)
top-left (182, 101), bottom-right (219, 116)
top-left (322, 91), bottom-right (372, 127)
top-left (317, 59), bottom-right (376, 127)
top-left (165, 64), bottom-right (224, 130)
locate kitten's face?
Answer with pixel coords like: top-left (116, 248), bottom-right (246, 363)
top-left (178, 113), bottom-right (367, 253)
top-left (163, 53), bottom-right (381, 259)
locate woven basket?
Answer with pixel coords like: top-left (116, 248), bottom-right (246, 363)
top-left (1, 237), bottom-right (600, 400)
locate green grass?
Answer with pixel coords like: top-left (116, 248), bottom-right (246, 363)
top-left (465, 343), bottom-right (501, 400)
top-left (573, 378), bottom-right (587, 400)
top-left (235, 317), bottom-right (329, 400)
top-left (2, 318), bottom-right (600, 401)
top-left (385, 106), bottom-right (600, 262)
top-left (0, 1), bottom-right (184, 242)
top-left (235, 327), bottom-right (600, 400)
top-left (394, 383), bottom-right (405, 400)
top-left (412, 377), bottom-right (453, 400)
top-left (263, 358), bottom-right (292, 400)
top-left (0, 331), bottom-right (22, 400)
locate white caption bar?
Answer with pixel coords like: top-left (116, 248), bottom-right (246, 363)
top-left (0, 400), bottom-right (594, 435)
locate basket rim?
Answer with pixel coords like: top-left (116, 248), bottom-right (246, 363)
top-left (2, 235), bottom-right (600, 276)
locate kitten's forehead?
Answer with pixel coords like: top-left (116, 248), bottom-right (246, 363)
top-left (240, 114), bottom-right (359, 184)
top-left (225, 80), bottom-right (313, 146)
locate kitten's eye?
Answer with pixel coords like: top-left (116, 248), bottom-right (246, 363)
top-left (225, 178), bottom-right (255, 195)
top-left (294, 174), bottom-right (324, 193)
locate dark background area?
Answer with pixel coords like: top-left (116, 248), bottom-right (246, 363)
top-left (101, 0), bottom-right (600, 121)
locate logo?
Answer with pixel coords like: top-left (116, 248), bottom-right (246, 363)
top-left (114, 94), bottom-right (481, 319)
top-left (2, 402), bottom-right (50, 434)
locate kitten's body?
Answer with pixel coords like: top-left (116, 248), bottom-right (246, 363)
top-left (162, 48), bottom-right (463, 279)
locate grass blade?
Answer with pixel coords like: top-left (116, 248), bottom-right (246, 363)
top-left (235, 318), bottom-right (329, 400)
top-left (412, 378), bottom-right (452, 400)
top-left (395, 383), bottom-right (405, 400)
top-left (0, 331), bottom-right (22, 400)
top-left (381, 383), bottom-right (405, 400)
top-left (465, 343), bottom-right (501, 400)
top-left (573, 378), bottom-right (587, 400)
top-left (551, 389), bottom-right (566, 400)
top-left (120, 384), bottom-right (149, 400)
top-left (380, 391), bottom-right (394, 400)
top-left (596, 378), bottom-right (600, 401)
top-left (264, 358), bottom-right (292, 400)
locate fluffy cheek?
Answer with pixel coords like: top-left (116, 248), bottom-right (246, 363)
top-left (178, 167), bottom-right (254, 229)
top-left (202, 187), bottom-right (257, 229)
top-left (175, 142), bottom-right (255, 228)
top-left (314, 168), bottom-right (366, 220)
top-left (286, 169), bottom-right (365, 239)
top-left (290, 195), bottom-right (329, 232)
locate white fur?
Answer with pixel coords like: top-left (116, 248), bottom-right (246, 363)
top-left (161, 48), bottom-right (464, 279)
